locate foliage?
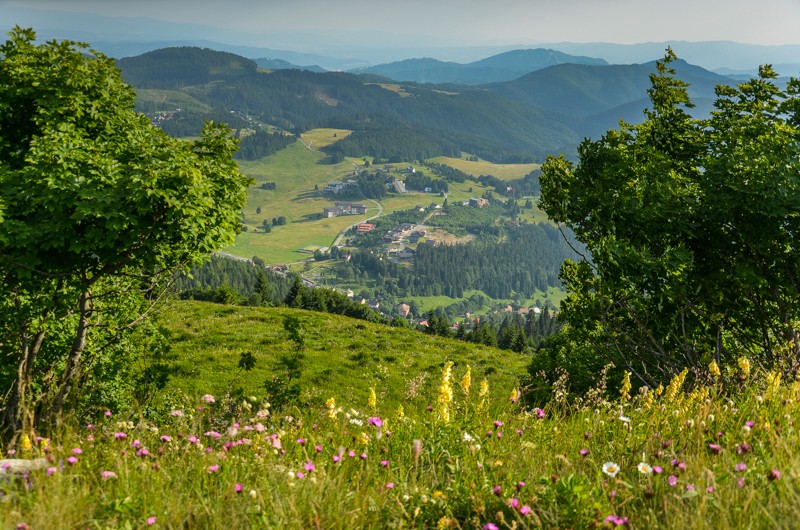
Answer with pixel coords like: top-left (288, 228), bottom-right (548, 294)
top-left (174, 255), bottom-right (293, 306)
top-left (3, 361), bottom-right (800, 529)
top-left (538, 50), bottom-right (800, 386)
top-left (0, 28), bottom-right (250, 436)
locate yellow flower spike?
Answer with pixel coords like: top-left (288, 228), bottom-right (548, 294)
top-left (709, 359), bottom-right (721, 378)
top-left (478, 377), bottom-right (489, 411)
top-left (396, 404), bottom-right (405, 419)
top-left (766, 371), bottom-right (782, 398)
top-left (510, 387), bottom-right (520, 403)
top-left (620, 371), bottom-right (632, 401)
top-left (368, 387), bottom-right (377, 411)
top-left (665, 369), bottom-right (688, 403)
top-left (461, 365), bottom-right (472, 396)
top-left (326, 397), bottom-right (337, 419)
top-left (737, 356), bottom-right (751, 379)
top-left (358, 432), bottom-right (370, 445)
top-left (438, 361), bottom-right (454, 423)
top-left (20, 433), bottom-right (32, 455)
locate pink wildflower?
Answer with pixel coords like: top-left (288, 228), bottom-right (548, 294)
top-left (385, 482), bottom-right (395, 489)
top-left (114, 432), bottom-right (127, 440)
top-left (668, 475), bottom-right (678, 487)
top-left (580, 448), bottom-right (589, 457)
top-left (734, 463), bottom-right (747, 473)
top-left (147, 516), bottom-right (156, 526)
top-left (170, 409), bottom-right (185, 417)
top-left (652, 465), bottom-right (663, 474)
top-left (492, 484), bottom-right (502, 496)
top-left (67, 456), bottom-right (78, 465)
top-left (105, 410), bottom-right (112, 417)
top-left (46, 467), bottom-right (56, 476)
top-left (296, 438), bottom-right (306, 445)
top-left (508, 498), bottom-right (519, 509)
top-left (188, 436), bottom-right (198, 444)
top-left (208, 464), bottom-right (220, 473)
top-left (304, 461), bottom-right (316, 473)
top-left (160, 435), bottom-right (172, 442)
top-left (235, 483), bottom-right (243, 493)
top-left (483, 524), bottom-right (499, 530)
top-left (296, 471), bottom-right (305, 479)
top-left (604, 514), bottom-right (629, 526)
top-left (333, 455), bottom-right (341, 463)
top-left (368, 417), bottom-right (383, 427)
top-left (520, 505), bottom-right (532, 515)
top-left (493, 420), bottom-right (504, 427)
top-left (316, 445), bottom-right (323, 452)
top-left (201, 394), bottom-right (215, 403)
top-left (100, 471), bottom-right (117, 480)
top-left (708, 443), bottom-right (722, 454)
top-left (535, 408), bottom-right (546, 419)
top-left (72, 448), bottom-right (82, 455)
top-left (380, 460), bottom-right (389, 467)
top-left (769, 469), bottom-right (781, 481)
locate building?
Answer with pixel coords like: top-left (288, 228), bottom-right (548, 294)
top-left (356, 223), bottom-right (376, 233)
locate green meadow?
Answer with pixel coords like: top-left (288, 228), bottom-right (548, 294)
top-left (4, 306), bottom-right (798, 529)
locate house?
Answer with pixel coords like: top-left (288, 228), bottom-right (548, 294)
top-left (469, 197), bottom-right (489, 208)
top-left (323, 206), bottom-right (345, 218)
top-left (356, 223), bottom-right (376, 233)
top-left (415, 205), bottom-right (426, 212)
top-left (323, 179), bottom-right (358, 195)
top-left (323, 202), bottom-right (369, 218)
top-left (397, 249), bottom-right (415, 260)
top-left (397, 303), bottom-right (411, 318)
top-left (393, 180), bottom-right (407, 193)
top-left (323, 180), bottom-right (345, 194)
top-left (429, 202), bottom-right (442, 210)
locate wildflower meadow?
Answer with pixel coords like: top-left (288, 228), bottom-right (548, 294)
top-left (2, 361), bottom-right (798, 529)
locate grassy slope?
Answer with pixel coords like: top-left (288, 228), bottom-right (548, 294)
top-left (429, 155), bottom-right (540, 180)
top-left (156, 300), bottom-right (529, 411)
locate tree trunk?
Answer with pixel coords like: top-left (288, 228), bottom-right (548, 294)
top-left (50, 289), bottom-right (92, 419)
top-left (1, 328), bottom-right (44, 442)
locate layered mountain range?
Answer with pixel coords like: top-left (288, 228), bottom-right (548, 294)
top-left (118, 46), bottom-right (757, 161)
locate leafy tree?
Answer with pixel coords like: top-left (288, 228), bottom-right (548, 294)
top-left (0, 28), bottom-right (250, 437)
top-left (538, 50), bottom-right (800, 387)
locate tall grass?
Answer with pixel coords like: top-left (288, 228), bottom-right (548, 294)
top-left (3, 362), bottom-right (798, 529)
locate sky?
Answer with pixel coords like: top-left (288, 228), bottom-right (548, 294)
top-left (6, 0), bottom-right (800, 48)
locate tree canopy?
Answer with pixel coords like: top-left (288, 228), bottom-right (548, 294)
top-left (0, 28), bottom-right (250, 437)
top-left (537, 50), bottom-right (800, 388)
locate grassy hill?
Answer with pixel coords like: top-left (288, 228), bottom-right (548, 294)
top-left (154, 300), bottom-right (530, 412)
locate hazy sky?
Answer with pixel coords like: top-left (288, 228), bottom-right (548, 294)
top-left (6, 0), bottom-right (800, 48)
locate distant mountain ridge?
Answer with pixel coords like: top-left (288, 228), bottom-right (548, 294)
top-left (352, 48), bottom-right (608, 84)
top-left (118, 47), bottom-right (741, 162)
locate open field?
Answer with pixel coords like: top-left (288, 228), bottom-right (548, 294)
top-left (5, 327), bottom-right (798, 529)
top-left (134, 88), bottom-right (212, 112)
top-left (155, 301), bottom-right (528, 408)
top-left (429, 155), bottom-right (540, 180)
